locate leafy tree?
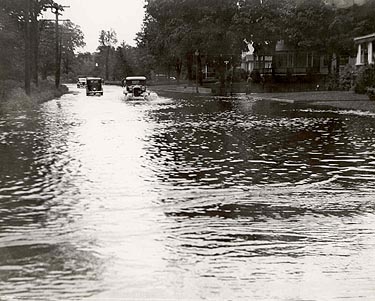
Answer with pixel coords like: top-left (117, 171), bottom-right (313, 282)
top-left (351, 0), bottom-right (375, 36)
top-left (136, 2), bottom-right (184, 80)
top-left (60, 21), bottom-right (85, 79)
top-left (0, 9), bottom-right (24, 81)
top-left (289, 0), bottom-right (375, 77)
top-left (139, 0), bottom-right (242, 92)
top-left (73, 52), bottom-right (96, 78)
top-left (113, 42), bottom-right (135, 80)
top-left (0, 0), bottom-right (57, 94)
top-left (38, 20), bottom-right (55, 80)
top-left (39, 20), bottom-right (85, 81)
top-left (236, 0), bottom-right (294, 54)
top-left (1, 0), bottom-right (34, 93)
top-left (283, 0), bottom-right (333, 51)
top-left (30, 0), bottom-right (56, 85)
top-left (97, 28), bottom-right (117, 80)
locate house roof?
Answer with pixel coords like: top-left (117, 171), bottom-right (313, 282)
top-left (126, 76), bottom-right (146, 80)
top-left (354, 33), bottom-right (375, 44)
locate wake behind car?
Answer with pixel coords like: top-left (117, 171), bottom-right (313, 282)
top-left (123, 76), bottom-right (150, 100)
top-left (86, 77), bottom-right (103, 96)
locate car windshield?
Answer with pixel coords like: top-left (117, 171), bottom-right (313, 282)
top-left (88, 80), bottom-right (100, 84)
top-left (126, 80), bottom-right (145, 85)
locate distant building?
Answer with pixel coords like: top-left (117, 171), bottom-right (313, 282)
top-left (241, 41), bottom-right (272, 75)
top-left (354, 33), bottom-right (375, 65)
top-left (241, 40), bottom-right (331, 78)
top-left (272, 40), bottom-right (330, 77)
top-left (240, 38), bottom-right (357, 81)
top-left (240, 0), bottom-right (373, 79)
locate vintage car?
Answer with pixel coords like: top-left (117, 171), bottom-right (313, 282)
top-left (123, 76), bottom-right (150, 100)
top-left (77, 77), bottom-right (87, 88)
top-left (86, 77), bottom-right (103, 96)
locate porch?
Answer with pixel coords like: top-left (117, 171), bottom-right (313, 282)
top-left (354, 33), bottom-right (375, 66)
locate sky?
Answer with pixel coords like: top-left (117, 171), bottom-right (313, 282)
top-left (44, 0), bottom-right (146, 53)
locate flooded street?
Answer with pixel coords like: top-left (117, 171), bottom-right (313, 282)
top-left (1, 84), bottom-right (375, 300)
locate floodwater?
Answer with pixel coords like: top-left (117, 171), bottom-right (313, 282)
top-left (1, 84), bottom-right (375, 300)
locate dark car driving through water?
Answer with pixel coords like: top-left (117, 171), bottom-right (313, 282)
top-left (86, 77), bottom-right (103, 96)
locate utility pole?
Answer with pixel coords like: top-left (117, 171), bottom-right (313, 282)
top-left (195, 50), bottom-right (199, 93)
top-left (224, 60), bottom-right (229, 95)
top-left (48, 3), bottom-right (69, 89)
top-left (24, 0), bottom-right (31, 95)
top-left (30, 0), bottom-right (39, 87)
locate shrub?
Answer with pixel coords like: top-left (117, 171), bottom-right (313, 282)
top-left (325, 73), bottom-right (339, 91)
top-left (0, 79), bottom-right (68, 113)
top-left (354, 64), bottom-right (375, 94)
top-left (339, 64), bottom-right (356, 91)
top-left (250, 70), bottom-right (262, 83)
top-left (0, 80), bottom-right (23, 101)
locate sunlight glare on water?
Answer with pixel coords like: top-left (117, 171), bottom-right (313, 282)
top-left (1, 85), bottom-right (375, 300)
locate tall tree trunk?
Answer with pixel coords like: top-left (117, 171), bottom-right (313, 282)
top-left (105, 46), bottom-right (110, 80)
top-left (335, 54), bottom-right (340, 76)
top-left (198, 54), bottom-right (202, 86)
top-left (175, 57), bottom-right (182, 84)
top-left (186, 52), bottom-right (193, 82)
top-left (216, 61), bottom-right (225, 96)
top-left (327, 54), bottom-right (333, 75)
top-left (54, 8), bottom-right (60, 89)
top-left (30, 3), bottom-right (39, 86)
top-left (41, 64), bottom-right (47, 80)
top-left (24, 0), bottom-right (31, 95)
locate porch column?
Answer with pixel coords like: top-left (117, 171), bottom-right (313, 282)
top-left (368, 41), bottom-right (373, 64)
top-left (356, 43), bottom-right (362, 65)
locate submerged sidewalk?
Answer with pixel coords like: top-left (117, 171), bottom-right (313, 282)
top-left (249, 91), bottom-right (375, 112)
top-left (151, 84), bottom-right (212, 94)
top-left (150, 84), bottom-right (375, 112)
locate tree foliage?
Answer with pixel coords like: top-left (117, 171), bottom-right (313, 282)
top-left (136, 0), bottom-right (375, 83)
top-left (0, 8), bottom-right (24, 80)
top-left (235, 0), bottom-right (294, 53)
top-left (138, 0), bottom-right (243, 82)
top-left (97, 28), bottom-right (118, 80)
top-left (3, 0), bottom-right (375, 94)
top-left (39, 20), bottom-right (85, 81)
top-left (0, 0), bottom-right (87, 94)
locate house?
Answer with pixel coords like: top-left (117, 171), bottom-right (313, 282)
top-left (241, 41), bottom-right (273, 75)
top-left (272, 40), bottom-right (329, 77)
top-left (241, 40), bottom-right (332, 78)
top-left (354, 33), bottom-right (375, 66)
top-left (241, 38), bottom-right (358, 81)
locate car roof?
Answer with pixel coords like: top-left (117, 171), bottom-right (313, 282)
top-left (86, 77), bottom-right (102, 80)
top-left (126, 76), bottom-right (146, 80)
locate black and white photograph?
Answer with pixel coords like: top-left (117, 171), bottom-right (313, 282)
top-left (1, 0), bottom-right (375, 300)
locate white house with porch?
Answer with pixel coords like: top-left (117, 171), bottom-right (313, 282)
top-left (241, 40), bottom-right (273, 75)
top-left (354, 33), bottom-right (375, 66)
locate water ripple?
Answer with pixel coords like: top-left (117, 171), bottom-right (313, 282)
top-left (1, 87), bottom-right (375, 299)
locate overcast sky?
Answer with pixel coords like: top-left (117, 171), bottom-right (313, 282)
top-left (44, 0), bottom-right (146, 53)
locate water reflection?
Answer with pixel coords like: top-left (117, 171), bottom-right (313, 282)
top-left (1, 86), bottom-right (375, 299)
top-left (145, 97), bottom-right (375, 191)
top-left (0, 242), bottom-right (102, 298)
